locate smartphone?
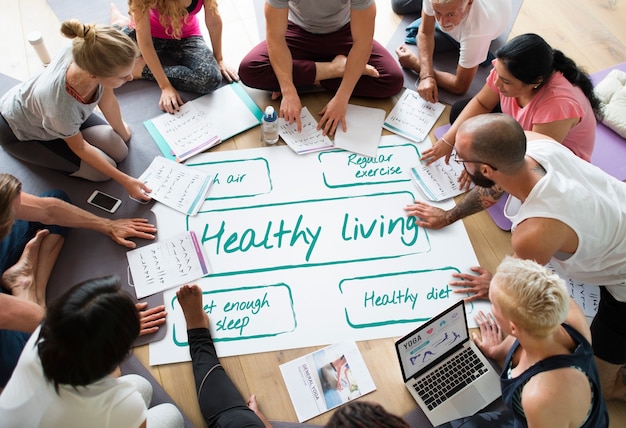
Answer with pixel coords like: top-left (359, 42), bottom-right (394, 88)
top-left (87, 190), bottom-right (122, 213)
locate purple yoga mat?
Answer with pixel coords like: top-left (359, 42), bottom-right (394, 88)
top-left (590, 62), bottom-right (626, 181)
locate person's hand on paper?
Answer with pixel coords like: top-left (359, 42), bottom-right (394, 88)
top-left (457, 169), bottom-right (473, 192)
top-left (450, 266), bottom-right (493, 302)
top-left (417, 74), bottom-right (438, 103)
top-left (404, 200), bottom-right (450, 229)
top-left (159, 85), bottom-right (184, 114)
top-left (218, 59), bottom-right (239, 83)
top-left (420, 138), bottom-right (454, 166)
top-left (318, 95), bottom-right (348, 137)
top-left (279, 92), bottom-right (303, 132)
top-left (136, 302), bottom-right (167, 336)
top-left (106, 218), bottom-right (157, 248)
top-left (123, 177), bottom-right (152, 203)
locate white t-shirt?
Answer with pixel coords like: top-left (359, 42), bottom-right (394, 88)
top-left (504, 140), bottom-right (626, 300)
top-left (267, 0), bottom-right (374, 34)
top-left (422, 0), bottom-right (512, 68)
top-left (0, 327), bottom-right (147, 428)
top-left (0, 44), bottom-right (102, 141)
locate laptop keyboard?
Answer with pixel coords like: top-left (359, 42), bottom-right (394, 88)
top-left (413, 347), bottom-right (489, 410)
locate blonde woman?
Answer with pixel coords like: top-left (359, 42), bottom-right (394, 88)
top-left (0, 20), bottom-right (150, 201)
top-left (112, 0), bottom-right (238, 114)
top-left (440, 257), bottom-right (608, 427)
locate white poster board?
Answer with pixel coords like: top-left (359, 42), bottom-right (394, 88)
top-left (148, 135), bottom-right (491, 365)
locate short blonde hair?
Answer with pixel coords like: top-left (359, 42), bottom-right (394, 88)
top-left (60, 19), bottom-right (139, 78)
top-left (491, 256), bottom-right (569, 338)
top-left (0, 174), bottom-right (22, 240)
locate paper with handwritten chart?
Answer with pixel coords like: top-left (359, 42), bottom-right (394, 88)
top-left (146, 101), bottom-right (220, 162)
top-left (410, 157), bottom-right (470, 201)
top-left (148, 134), bottom-right (496, 366)
top-left (383, 89), bottom-right (445, 143)
top-left (139, 156), bottom-right (213, 216)
top-left (546, 264), bottom-right (600, 318)
top-left (279, 107), bottom-right (335, 154)
top-left (144, 82), bottom-right (263, 162)
top-left (127, 231), bottom-right (211, 298)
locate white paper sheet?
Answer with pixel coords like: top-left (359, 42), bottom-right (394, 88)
top-left (333, 104), bottom-right (385, 157)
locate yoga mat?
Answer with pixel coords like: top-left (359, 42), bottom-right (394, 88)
top-left (385, 0), bottom-right (523, 106)
top-left (590, 62), bottom-right (626, 181)
top-left (120, 354), bottom-right (194, 428)
top-left (47, 0), bottom-right (127, 25)
top-left (0, 73), bottom-right (165, 347)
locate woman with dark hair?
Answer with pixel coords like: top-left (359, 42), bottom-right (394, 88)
top-left (325, 401), bottom-right (409, 428)
top-left (0, 276), bottom-right (183, 428)
top-left (420, 33), bottom-right (600, 172)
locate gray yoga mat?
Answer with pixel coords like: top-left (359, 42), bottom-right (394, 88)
top-left (120, 354), bottom-right (195, 428)
top-left (47, 0), bottom-right (128, 25)
top-left (385, 0), bottom-right (523, 105)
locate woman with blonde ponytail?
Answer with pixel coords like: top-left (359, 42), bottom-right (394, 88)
top-left (0, 20), bottom-right (151, 201)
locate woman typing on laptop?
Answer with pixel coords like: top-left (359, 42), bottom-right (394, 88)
top-left (439, 256), bottom-right (608, 428)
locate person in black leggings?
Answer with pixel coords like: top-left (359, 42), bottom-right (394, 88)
top-left (176, 285), bottom-right (271, 428)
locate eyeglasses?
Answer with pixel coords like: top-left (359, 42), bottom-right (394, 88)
top-left (453, 153), bottom-right (498, 171)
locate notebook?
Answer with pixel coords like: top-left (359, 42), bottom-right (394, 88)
top-left (394, 300), bottom-right (501, 426)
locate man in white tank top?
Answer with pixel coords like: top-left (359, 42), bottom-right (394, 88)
top-left (404, 113), bottom-right (626, 403)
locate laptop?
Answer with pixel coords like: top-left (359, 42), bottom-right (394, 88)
top-left (394, 300), bottom-right (501, 426)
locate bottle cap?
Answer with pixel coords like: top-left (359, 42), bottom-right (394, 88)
top-left (27, 31), bottom-right (43, 45)
top-left (264, 106), bottom-right (277, 121)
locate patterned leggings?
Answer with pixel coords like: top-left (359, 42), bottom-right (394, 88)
top-left (121, 28), bottom-right (222, 94)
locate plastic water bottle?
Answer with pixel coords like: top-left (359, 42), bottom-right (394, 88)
top-left (262, 106), bottom-right (279, 144)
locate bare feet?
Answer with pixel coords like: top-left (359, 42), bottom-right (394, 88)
top-left (2, 229), bottom-right (50, 307)
top-left (315, 55), bottom-right (379, 82)
top-left (176, 284), bottom-right (209, 330)
top-left (395, 44), bottom-right (420, 72)
top-left (247, 394), bottom-right (273, 428)
top-left (110, 2), bottom-right (130, 27)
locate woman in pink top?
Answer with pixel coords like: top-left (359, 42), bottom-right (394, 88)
top-left (421, 33), bottom-right (601, 172)
top-left (112, 0), bottom-right (239, 114)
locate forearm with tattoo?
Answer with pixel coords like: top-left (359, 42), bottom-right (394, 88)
top-left (446, 185), bottom-right (504, 224)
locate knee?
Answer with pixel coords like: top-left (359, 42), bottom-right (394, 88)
top-left (147, 403), bottom-right (184, 428)
top-left (195, 72), bottom-right (222, 94)
top-left (82, 125), bottom-right (128, 162)
top-left (120, 374), bottom-right (153, 406)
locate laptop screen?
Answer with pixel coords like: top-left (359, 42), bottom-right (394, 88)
top-left (395, 300), bottom-right (469, 382)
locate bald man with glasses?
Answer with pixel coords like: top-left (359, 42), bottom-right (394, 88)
top-left (405, 113), bottom-right (626, 404)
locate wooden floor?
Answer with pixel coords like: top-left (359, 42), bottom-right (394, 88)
top-left (2, 0), bottom-right (626, 426)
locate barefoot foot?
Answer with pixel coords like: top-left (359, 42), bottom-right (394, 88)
top-left (247, 394), bottom-right (273, 428)
top-left (176, 284), bottom-right (209, 330)
top-left (395, 44), bottom-right (420, 72)
top-left (2, 229), bottom-right (50, 307)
